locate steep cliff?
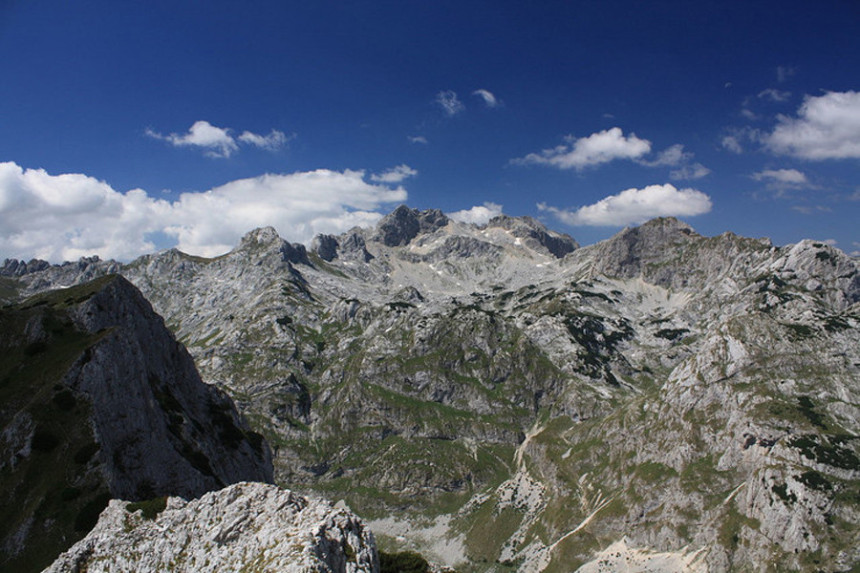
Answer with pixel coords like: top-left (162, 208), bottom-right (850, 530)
top-left (0, 275), bottom-right (272, 573)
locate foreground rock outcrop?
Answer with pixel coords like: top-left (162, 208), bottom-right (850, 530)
top-left (44, 481), bottom-right (378, 573)
top-left (0, 275), bottom-right (272, 573)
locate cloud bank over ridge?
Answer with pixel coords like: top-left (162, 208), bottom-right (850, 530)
top-left (0, 162), bottom-right (407, 262)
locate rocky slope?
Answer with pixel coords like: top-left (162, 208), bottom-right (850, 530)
top-left (4, 207), bottom-right (860, 572)
top-left (0, 275), bottom-right (272, 573)
top-left (44, 481), bottom-right (378, 573)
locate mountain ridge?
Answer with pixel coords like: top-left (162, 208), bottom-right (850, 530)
top-left (3, 209), bottom-right (859, 571)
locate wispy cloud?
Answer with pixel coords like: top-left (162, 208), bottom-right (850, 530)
top-left (0, 162), bottom-right (407, 262)
top-left (670, 163), bottom-right (711, 180)
top-left (765, 90), bottom-right (860, 159)
top-left (408, 135), bottom-right (428, 144)
top-left (636, 144), bottom-right (710, 180)
top-left (758, 89), bottom-right (791, 103)
top-left (777, 66), bottom-right (796, 83)
top-left (722, 135), bottom-right (744, 154)
top-left (435, 90), bottom-right (465, 116)
top-left (472, 89), bottom-right (500, 108)
top-left (370, 164), bottom-right (418, 184)
top-left (751, 168), bottom-right (809, 187)
top-left (238, 129), bottom-right (292, 150)
top-left (538, 183), bottom-right (712, 227)
top-left (513, 127), bottom-right (651, 170)
top-left (146, 120), bottom-right (290, 158)
top-left (447, 202), bottom-right (503, 225)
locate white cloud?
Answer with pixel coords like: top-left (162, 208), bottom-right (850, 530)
top-left (147, 120), bottom-right (290, 158)
top-left (147, 120), bottom-right (238, 158)
top-left (765, 91), bottom-right (860, 159)
top-left (751, 168), bottom-right (809, 187)
top-left (238, 129), bottom-right (291, 150)
top-left (758, 88), bottom-right (791, 103)
top-left (472, 89), bottom-right (500, 108)
top-left (435, 90), bottom-right (465, 116)
top-left (538, 183), bottom-right (712, 227)
top-left (370, 164), bottom-right (418, 184)
top-left (636, 144), bottom-right (709, 180)
top-left (638, 144), bottom-right (689, 167)
top-left (447, 202), bottom-right (503, 225)
top-left (670, 163), bottom-right (711, 180)
top-left (722, 135), bottom-right (744, 153)
top-left (0, 162), bottom-right (407, 262)
top-left (408, 135), bottom-right (428, 144)
top-left (513, 127), bottom-right (651, 170)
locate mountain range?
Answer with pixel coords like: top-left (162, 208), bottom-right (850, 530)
top-left (2, 206), bottom-right (859, 572)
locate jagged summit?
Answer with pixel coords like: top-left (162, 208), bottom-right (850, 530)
top-left (373, 204), bottom-right (450, 247)
top-left (486, 214), bottom-right (578, 258)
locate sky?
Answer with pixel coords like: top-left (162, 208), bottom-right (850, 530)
top-left (1, 0), bottom-right (859, 262)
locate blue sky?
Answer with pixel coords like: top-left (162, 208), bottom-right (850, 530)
top-left (1, 0), bottom-right (858, 261)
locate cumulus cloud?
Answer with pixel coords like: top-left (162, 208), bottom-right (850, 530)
top-left (765, 91), bottom-right (860, 159)
top-left (0, 162), bottom-right (407, 262)
top-left (447, 202), bottom-right (503, 225)
top-left (370, 164), bottom-right (418, 184)
top-left (147, 120), bottom-right (290, 158)
top-left (513, 127), bottom-right (651, 170)
top-left (435, 90), bottom-right (465, 116)
top-left (537, 183), bottom-right (712, 227)
top-left (472, 89), bottom-right (500, 108)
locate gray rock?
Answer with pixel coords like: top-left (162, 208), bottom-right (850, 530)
top-left (43, 481), bottom-right (378, 573)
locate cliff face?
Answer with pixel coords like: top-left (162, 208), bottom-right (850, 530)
top-left (0, 275), bottom-right (272, 573)
top-left (44, 481), bottom-right (378, 573)
top-left (5, 210), bottom-right (860, 572)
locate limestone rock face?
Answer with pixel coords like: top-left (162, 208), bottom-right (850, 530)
top-left (374, 205), bottom-right (449, 246)
top-left (486, 214), bottom-right (578, 258)
top-left (43, 482), bottom-right (378, 573)
top-left (0, 275), bottom-right (272, 573)
top-left (62, 275), bottom-right (273, 499)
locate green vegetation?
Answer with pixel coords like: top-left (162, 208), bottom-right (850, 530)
top-left (0, 286), bottom-right (115, 573)
top-left (379, 550), bottom-right (430, 573)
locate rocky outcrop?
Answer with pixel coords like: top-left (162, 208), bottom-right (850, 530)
top-left (374, 205), bottom-right (449, 246)
top-left (487, 214), bottom-right (578, 258)
top-left (44, 481), bottom-right (378, 573)
top-left (0, 275), bottom-right (272, 573)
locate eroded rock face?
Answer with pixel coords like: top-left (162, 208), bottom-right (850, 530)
top-left (0, 275), bottom-right (272, 573)
top-left (43, 482), bottom-right (378, 573)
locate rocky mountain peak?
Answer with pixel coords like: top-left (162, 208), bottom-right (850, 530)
top-left (235, 226), bottom-right (310, 266)
top-left (374, 205), bottom-right (450, 247)
top-left (486, 214), bottom-right (578, 258)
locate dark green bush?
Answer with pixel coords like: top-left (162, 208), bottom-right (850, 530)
top-left (379, 550), bottom-right (430, 573)
top-left (126, 496), bottom-right (168, 520)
